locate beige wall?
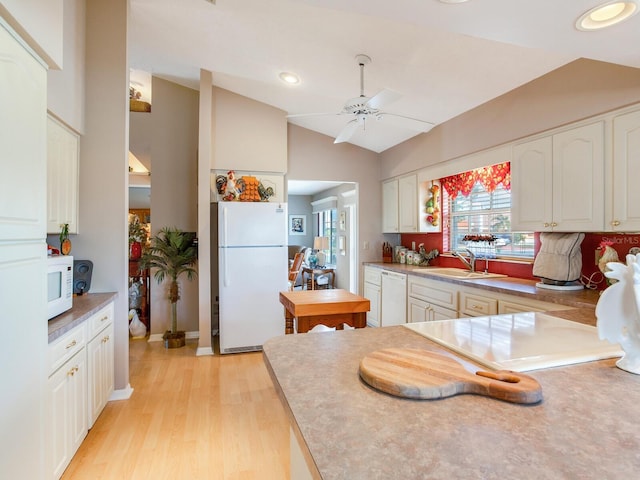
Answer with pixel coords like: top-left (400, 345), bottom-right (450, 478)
top-left (287, 124), bottom-right (383, 292)
top-left (73, 0), bottom-right (129, 391)
top-left (47, 0), bottom-right (85, 133)
top-left (0, 0), bottom-right (63, 68)
top-left (147, 76), bottom-right (200, 336)
top-left (380, 59), bottom-right (640, 179)
top-left (212, 87), bottom-right (288, 173)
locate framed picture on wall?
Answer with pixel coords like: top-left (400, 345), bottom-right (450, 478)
top-left (289, 215), bottom-right (306, 235)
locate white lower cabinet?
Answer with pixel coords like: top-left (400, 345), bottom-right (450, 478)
top-left (47, 301), bottom-right (114, 479)
top-left (88, 321), bottom-right (114, 427)
top-left (87, 303), bottom-right (115, 427)
top-left (408, 297), bottom-right (458, 322)
top-left (407, 275), bottom-right (458, 322)
top-left (363, 267), bottom-right (382, 327)
top-left (459, 291), bottom-right (498, 317)
top-left (48, 325), bottom-right (88, 480)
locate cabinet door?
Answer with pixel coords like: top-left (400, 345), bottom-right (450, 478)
top-left (382, 179), bottom-right (399, 233)
top-left (0, 23), bottom-right (47, 242)
top-left (47, 116), bottom-right (80, 234)
top-left (363, 282), bottom-right (381, 327)
top-left (511, 137), bottom-right (553, 231)
top-left (408, 297), bottom-right (430, 323)
top-left (611, 110), bottom-right (640, 231)
top-left (552, 122), bottom-right (604, 231)
top-left (48, 348), bottom-right (87, 480)
top-left (88, 322), bottom-right (114, 427)
top-left (398, 174), bottom-right (418, 232)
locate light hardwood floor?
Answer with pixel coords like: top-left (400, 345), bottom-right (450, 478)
top-left (62, 338), bottom-right (290, 479)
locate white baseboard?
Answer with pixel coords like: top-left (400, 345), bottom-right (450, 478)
top-left (147, 330), bottom-right (200, 342)
top-left (196, 346), bottom-right (214, 356)
top-left (109, 384), bottom-right (134, 401)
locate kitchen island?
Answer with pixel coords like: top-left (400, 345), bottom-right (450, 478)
top-left (263, 325), bottom-right (640, 479)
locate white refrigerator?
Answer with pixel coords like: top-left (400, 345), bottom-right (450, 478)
top-left (217, 202), bottom-right (288, 354)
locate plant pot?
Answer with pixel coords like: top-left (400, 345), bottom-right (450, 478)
top-left (163, 330), bottom-right (186, 349)
top-left (130, 241), bottom-right (142, 260)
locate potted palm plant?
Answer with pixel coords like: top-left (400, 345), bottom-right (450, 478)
top-left (139, 227), bottom-right (197, 348)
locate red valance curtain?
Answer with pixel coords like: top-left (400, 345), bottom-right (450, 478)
top-left (440, 162), bottom-right (511, 200)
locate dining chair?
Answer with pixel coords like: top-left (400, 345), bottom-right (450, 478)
top-left (288, 252), bottom-right (304, 291)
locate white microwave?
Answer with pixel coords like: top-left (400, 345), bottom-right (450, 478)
top-left (47, 255), bottom-right (73, 320)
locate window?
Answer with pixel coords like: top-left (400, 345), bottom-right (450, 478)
top-left (442, 163), bottom-right (534, 259)
top-left (316, 209), bottom-right (337, 265)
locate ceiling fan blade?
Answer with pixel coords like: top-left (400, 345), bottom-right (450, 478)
top-left (334, 120), bottom-right (360, 144)
top-left (366, 89), bottom-right (402, 110)
top-left (378, 113), bottom-right (435, 133)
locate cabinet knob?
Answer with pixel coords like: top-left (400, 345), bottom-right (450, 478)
top-left (551, 222), bottom-right (558, 227)
top-left (543, 223), bottom-right (550, 228)
top-left (612, 220), bottom-right (621, 227)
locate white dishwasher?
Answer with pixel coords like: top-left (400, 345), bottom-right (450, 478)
top-left (380, 270), bottom-right (407, 326)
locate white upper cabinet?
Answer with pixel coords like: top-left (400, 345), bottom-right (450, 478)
top-left (610, 110), bottom-right (640, 231)
top-left (398, 174), bottom-right (418, 233)
top-left (382, 174), bottom-right (418, 233)
top-left (512, 122), bottom-right (604, 232)
top-left (47, 115), bottom-right (79, 234)
top-left (382, 178), bottom-right (399, 233)
top-left (0, 24), bottom-right (47, 241)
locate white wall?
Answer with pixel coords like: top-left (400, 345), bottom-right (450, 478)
top-left (380, 59), bottom-right (640, 180)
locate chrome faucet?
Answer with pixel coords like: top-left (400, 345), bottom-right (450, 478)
top-left (453, 248), bottom-right (476, 272)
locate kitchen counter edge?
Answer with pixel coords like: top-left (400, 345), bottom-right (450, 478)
top-left (48, 292), bottom-right (118, 343)
top-left (364, 262), bottom-right (599, 309)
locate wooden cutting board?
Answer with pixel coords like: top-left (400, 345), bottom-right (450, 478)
top-left (359, 348), bottom-right (543, 404)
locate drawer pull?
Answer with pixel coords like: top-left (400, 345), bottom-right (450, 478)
top-left (612, 220), bottom-right (620, 227)
top-left (65, 340), bottom-right (77, 350)
top-left (471, 304), bottom-right (481, 309)
top-left (67, 366), bottom-right (78, 377)
top-left (100, 315), bottom-right (108, 322)
top-left (102, 335), bottom-right (110, 343)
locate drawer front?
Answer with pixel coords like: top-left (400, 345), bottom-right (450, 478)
top-left (49, 323), bottom-right (86, 375)
top-left (408, 276), bottom-right (458, 310)
top-left (498, 300), bottom-right (544, 315)
top-left (364, 267), bottom-right (382, 286)
top-left (459, 292), bottom-right (498, 317)
top-left (88, 302), bottom-right (114, 339)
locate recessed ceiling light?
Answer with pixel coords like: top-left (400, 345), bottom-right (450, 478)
top-left (576, 1), bottom-right (638, 30)
top-left (279, 72), bottom-right (300, 85)
top-left (439, 0), bottom-right (469, 3)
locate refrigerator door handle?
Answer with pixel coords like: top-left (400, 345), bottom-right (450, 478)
top-left (223, 206), bottom-right (230, 287)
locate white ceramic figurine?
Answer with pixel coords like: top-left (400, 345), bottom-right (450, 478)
top-left (595, 253), bottom-right (640, 374)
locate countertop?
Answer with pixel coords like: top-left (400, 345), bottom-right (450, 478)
top-left (263, 325), bottom-right (640, 480)
top-left (364, 262), bottom-right (601, 309)
top-left (48, 292), bottom-right (117, 343)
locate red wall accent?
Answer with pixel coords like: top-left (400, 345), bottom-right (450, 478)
top-left (399, 232), bottom-right (640, 290)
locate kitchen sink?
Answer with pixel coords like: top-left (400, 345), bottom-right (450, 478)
top-left (411, 267), bottom-right (507, 279)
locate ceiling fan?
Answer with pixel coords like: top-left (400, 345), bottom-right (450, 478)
top-left (288, 54), bottom-right (435, 145)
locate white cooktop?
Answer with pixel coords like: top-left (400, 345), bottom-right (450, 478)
top-left (404, 312), bottom-right (623, 372)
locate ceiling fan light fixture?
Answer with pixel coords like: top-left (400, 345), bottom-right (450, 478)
top-left (279, 72), bottom-right (300, 85)
top-left (576, 1), bottom-right (638, 30)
